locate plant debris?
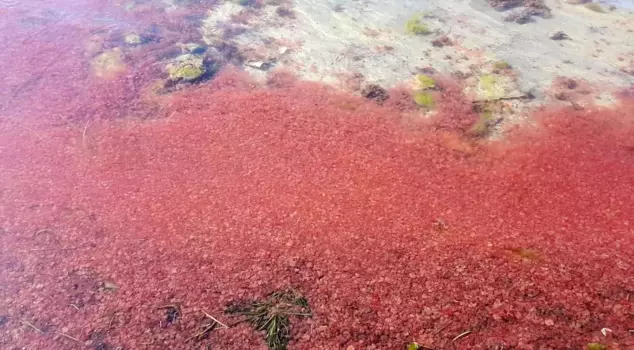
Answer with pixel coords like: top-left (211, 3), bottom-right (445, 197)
top-left (432, 35), bottom-right (453, 47)
top-left (158, 304), bottom-right (181, 326)
top-left (550, 31), bottom-right (570, 40)
top-left (361, 84), bottom-right (389, 104)
top-left (276, 7), bottom-right (295, 18)
top-left (225, 289), bottom-right (312, 350)
top-left (188, 310), bottom-right (228, 342)
top-left (488, 0), bottom-right (551, 23)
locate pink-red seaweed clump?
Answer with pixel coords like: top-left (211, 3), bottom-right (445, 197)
top-left (1, 72), bottom-right (633, 349)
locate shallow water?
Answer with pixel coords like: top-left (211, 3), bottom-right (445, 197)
top-left (0, 0), bottom-right (633, 349)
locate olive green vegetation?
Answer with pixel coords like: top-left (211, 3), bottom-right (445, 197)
top-left (167, 54), bottom-right (206, 82)
top-left (413, 91), bottom-right (435, 109)
top-left (408, 343), bottom-right (421, 350)
top-left (479, 74), bottom-right (497, 92)
top-left (584, 2), bottom-right (607, 12)
top-left (225, 290), bottom-right (312, 350)
top-left (405, 14), bottom-right (431, 35)
top-left (169, 65), bottom-right (204, 81)
top-left (586, 343), bottom-right (607, 350)
top-left (469, 110), bottom-right (495, 137)
top-left (416, 74), bottom-right (436, 90)
top-left (493, 61), bottom-right (511, 70)
top-left (478, 74), bottom-right (504, 99)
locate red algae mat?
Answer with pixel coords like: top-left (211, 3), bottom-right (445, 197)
top-left (1, 2), bottom-right (634, 350)
top-left (1, 75), bottom-right (634, 349)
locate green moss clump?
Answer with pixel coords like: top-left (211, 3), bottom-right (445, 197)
top-left (480, 74), bottom-right (497, 91)
top-left (416, 74), bottom-right (436, 90)
top-left (170, 65), bottom-right (204, 80)
top-left (493, 61), bottom-right (511, 70)
top-left (405, 14), bottom-right (431, 35)
top-left (584, 3), bottom-right (607, 13)
top-left (167, 54), bottom-right (206, 82)
top-left (586, 343), bottom-right (606, 350)
top-left (413, 91), bottom-right (435, 109)
top-left (478, 74), bottom-right (504, 99)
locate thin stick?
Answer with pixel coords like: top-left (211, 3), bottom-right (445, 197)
top-left (70, 304), bottom-right (80, 310)
top-left (35, 229), bottom-right (53, 236)
top-left (282, 312), bottom-right (313, 317)
top-left (22, 320), bottom-right (44, 334)
top-left (57, 332), bottom-right (80, 342)
top-left (19, 125), bottom-right (45, 141)
top-left (432, 321), bottom-right (451, 336)
top-left (187, 323), bottom-right (217, 342)
top-left (82, 121), bottom-right (90, 148)
top-left (201, 310), bottom-right (228, 329)
top-left (108, 311), bottom-right (118, 329)
top-left (451, 330), bottom-right (471, 342)
top-left (228, 318), bottom-right (249, 327)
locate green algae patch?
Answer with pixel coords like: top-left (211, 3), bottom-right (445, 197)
top-left (493, 61), bottom-right (511, 71)
top-left (415, 74), bottom-right (436, 90)
top-left (586, 343), bottom-right (606, 350)
top-left (478, 74), bottom-right (505, 99)
top-left (167, 54), bottom-right (206, 82)
top-left (91, 48), bottom-right (126, 79)
top-left (469, 110), bottom-right (496, 137)
top-left (413, 91), bottom-right (435, 109)
top-left (405, 13), bottom-right (431, 35)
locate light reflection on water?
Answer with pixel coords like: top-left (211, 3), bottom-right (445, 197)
top-left (603, 0), bottom-right (634, 9)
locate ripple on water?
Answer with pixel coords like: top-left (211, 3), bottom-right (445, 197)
top-left (600, 0), bottom-right (634, 9)
top-left (0, 0), bottom-right (19, 8)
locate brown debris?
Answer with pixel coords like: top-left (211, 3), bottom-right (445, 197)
top-left (550, 31), bottom-right (570, 40)
top-left (275, 7), bottom-right (295, 18)
top-left (360, 84), bottom-right (389, 104)
top-left (432, 35), bottom-right (453, 47)
top-left (488, 0), bottom-right (551, 22)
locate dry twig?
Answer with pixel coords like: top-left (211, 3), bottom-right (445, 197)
top-left (451, 330), bottom-right (472, 342)
top-left (22, 320), bottom-right (44, 334)
top-left (57, 332), bottom-right (80, 342)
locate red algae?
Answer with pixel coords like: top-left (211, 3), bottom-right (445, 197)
top-left (1, 67), bottom-right (634, 349)
top-left (1, 2), bottom-right (634, 349)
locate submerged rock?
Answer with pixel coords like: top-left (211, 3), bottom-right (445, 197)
top-left (179, 42), bottom-right (207, 55)
top-left (124, 33), bottom-right (142, 45)
top-left (91, 48), bottom-right (126, 79)
top-left (166, 54), bottom-right (207, 83)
